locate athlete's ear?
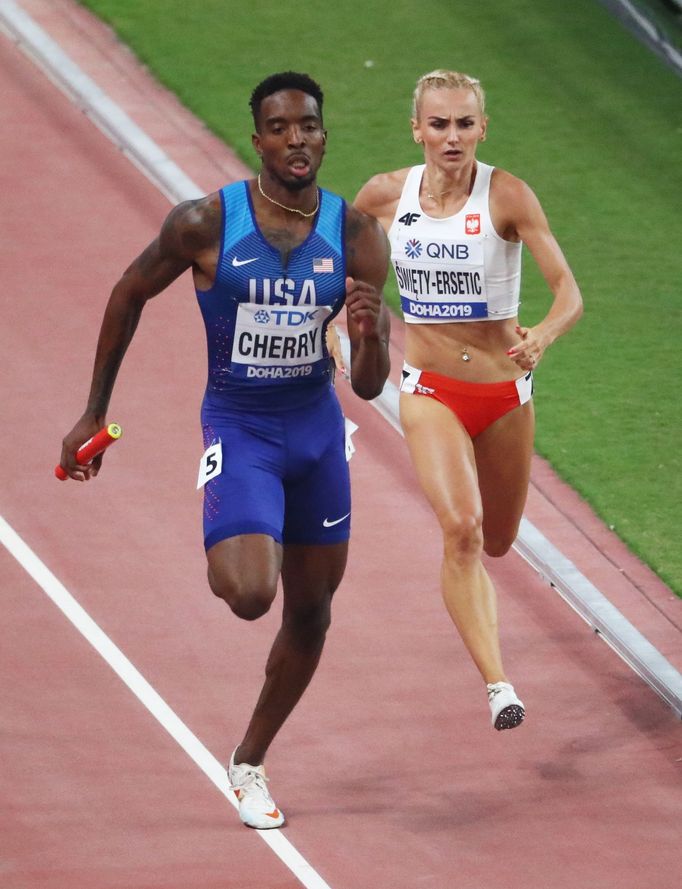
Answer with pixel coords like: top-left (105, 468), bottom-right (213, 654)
top-left (252, 132), bottom-right (263, 157)
top-left (321, 130), bottom-right (327, 145)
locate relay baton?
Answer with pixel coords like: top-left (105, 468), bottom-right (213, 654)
top-left (55, 423), bottom-right (122, 480)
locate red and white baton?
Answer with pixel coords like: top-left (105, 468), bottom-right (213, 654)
top-left (55, 423), bottom-right (122, 480)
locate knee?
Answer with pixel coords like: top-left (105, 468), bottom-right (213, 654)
top-left (230, 589), bottom-right (275, 621)
top-left (441, 511), bottom-right (484, 564)
top-left (285, 597), bottom-right (332, 647)
top-left (208, 568), bottom-right (276, 621)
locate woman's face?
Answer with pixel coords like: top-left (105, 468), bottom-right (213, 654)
top-left (412, 87), bottom-right (487, 169)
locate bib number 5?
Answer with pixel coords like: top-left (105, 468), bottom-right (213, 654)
top-left (197, 441), bottom-right (223, 489)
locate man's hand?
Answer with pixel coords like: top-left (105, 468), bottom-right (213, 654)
top-left (345, 276), bottom-right (382, 339)
top-left (60, 414), bottom-right (105, 481)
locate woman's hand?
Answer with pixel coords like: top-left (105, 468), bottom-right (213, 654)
top-left (506, 324), bottom-right (548, 372)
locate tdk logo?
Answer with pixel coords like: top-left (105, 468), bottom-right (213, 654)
top-left (254, 310), bottom-right (270, 324)
top-left (267, 309), bottom-right (319, 326)
top-left (405, 239), bottom-right (422, 259)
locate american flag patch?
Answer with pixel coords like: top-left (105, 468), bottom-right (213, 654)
top-left (313, 257), bottom-right (334, 273)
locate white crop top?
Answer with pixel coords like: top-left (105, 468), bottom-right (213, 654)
top-left (388, 163), bottom-right (521, 323)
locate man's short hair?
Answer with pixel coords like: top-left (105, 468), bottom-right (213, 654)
top-left (250, 72), bottom-right (324, 129)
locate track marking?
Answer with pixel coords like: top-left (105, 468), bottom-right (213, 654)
top-left (0, 514), bottom-right (333, 889)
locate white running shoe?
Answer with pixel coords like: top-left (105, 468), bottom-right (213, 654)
top-left (228, 750), bottom-right (285, 829)
top-left (487, 682), bottom-right (525, 730)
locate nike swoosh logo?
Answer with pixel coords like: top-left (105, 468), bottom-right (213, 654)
top-left (323, 512), bottom-right (351, 528)
top-left (232, 256), bottom-right (259, 267)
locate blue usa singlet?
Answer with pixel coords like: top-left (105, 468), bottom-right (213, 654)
top-left (196, 181), bottom-right (347, 410)
top-left (196, 180), bottom-right (351, 549)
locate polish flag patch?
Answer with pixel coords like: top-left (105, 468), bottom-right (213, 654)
top-left (465, 214), bottom-right (481, 235)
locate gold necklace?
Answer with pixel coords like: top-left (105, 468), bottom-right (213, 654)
top-left (426, 182), bottom-right (453, 200)
top-left (257, 174), bottom-right (319, 218)
top-left (426, 163), bottom-right (476, 201)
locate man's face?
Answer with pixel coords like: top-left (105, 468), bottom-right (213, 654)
top-left (252, 89), bottom-right (326, 190)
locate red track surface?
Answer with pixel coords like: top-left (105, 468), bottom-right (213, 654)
top-left (1, 8), bottom-right (680, 888)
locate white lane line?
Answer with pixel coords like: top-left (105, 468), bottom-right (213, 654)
top-left (0, 0), bottom-right (204, 204)
top-left (515, 518), bottom-right (682, 719)
top-left (596, 0), bottom-right (682, 78)
top-left (0, 514), bottom-right (333, 889)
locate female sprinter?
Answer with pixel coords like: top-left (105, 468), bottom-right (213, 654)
top-left (354, 70), bottom-right (583, 729)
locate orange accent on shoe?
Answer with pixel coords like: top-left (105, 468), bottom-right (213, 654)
top-left (267, 809), bottom-right (280, 819)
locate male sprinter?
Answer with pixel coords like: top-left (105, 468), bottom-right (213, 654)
top-left (60, 72), bottom-right (390, 828)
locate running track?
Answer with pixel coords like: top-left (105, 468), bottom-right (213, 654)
top-left (1, 4), bottom-right (680, 888)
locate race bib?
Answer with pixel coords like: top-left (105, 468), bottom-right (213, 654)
top-left (197, 441), bottom-right (222, 489)
top-left (345, 418), bottom-right (358, 462)
top-left (231, 303), bottom-right (331, 368)
top-left (392, 237), bottom-right (488, 320)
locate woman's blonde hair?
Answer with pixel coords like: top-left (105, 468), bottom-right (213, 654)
top-left (412, 70), bottom-right (486, 118)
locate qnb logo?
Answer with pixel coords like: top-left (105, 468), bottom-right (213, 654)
top-left (254, 310), bottom-right (270, 324)
top-left (405, 239), bottom-right (422, 259)
top-left (425, 242), bottom-right (470, 260)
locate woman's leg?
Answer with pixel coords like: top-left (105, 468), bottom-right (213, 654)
top-left (400, 393), bottom-right (507, 683)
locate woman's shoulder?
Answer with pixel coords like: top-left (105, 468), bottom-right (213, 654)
top-left (488, 165), bottom-right (544, 234)
top-left (489, 165), bottom-right (533, 202)
top-left (354, 167), bottom-right (413, 215)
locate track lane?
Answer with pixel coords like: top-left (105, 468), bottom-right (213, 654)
top-left (1, 19), bottom-right (680, 889)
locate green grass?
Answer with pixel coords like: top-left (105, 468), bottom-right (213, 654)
top-left (79, 0), bottom-right (682, 593)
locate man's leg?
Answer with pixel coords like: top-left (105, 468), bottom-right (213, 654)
top-left (233, 540), bottom-right (348, 766)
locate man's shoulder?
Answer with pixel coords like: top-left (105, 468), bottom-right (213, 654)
top-left (344, 204), bottom-right (389, 266)
top-left (170, 190), bottom-right (222, 221)
top-left (162, 191), bottom-right (224, 255)
top-left (345, 202), bottom-right (382, 235)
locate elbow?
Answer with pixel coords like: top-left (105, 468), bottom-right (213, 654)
top-left (350, 358), bottom-right (390, 401)
top-left (351, 382), bottom-right (382, 401)
top-left (351, 376), bottom-right (386, 401)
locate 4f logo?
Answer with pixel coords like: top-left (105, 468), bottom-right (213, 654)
top-left (398, 212), bottom-right (421, 226)
top-left (465, 214), bottom-right (481, 235)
